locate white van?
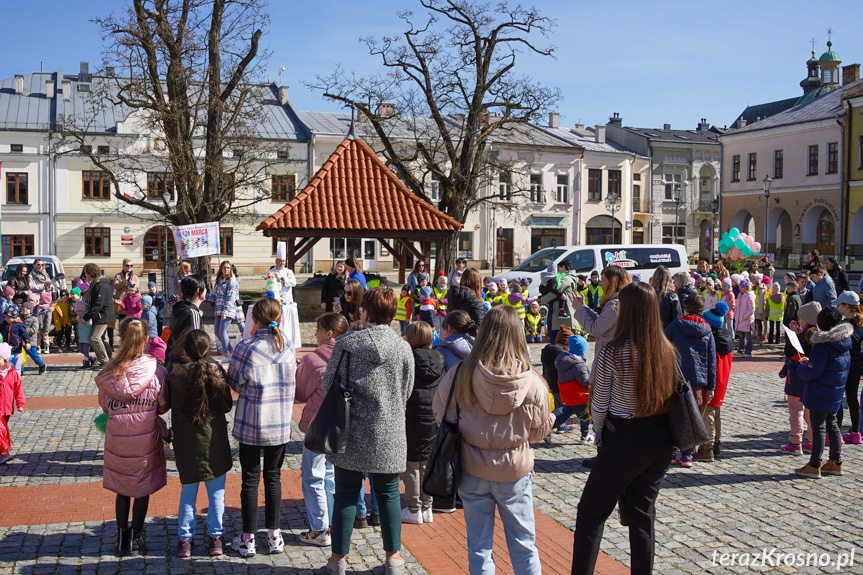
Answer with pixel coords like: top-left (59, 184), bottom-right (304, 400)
top-left (493, 244), bottom-right (690, 298)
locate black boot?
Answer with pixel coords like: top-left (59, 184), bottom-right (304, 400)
top-left (713, 440), bottom-right (721, 457)
top-left (130, 529), bottom-right (145, 557)
top-left (115, 527), bottom-right (131, 557)
top-left (38, 364), bottom-right (47, 375)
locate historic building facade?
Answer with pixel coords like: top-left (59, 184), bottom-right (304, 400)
top-left (843, 75), bottom-right (863, 270)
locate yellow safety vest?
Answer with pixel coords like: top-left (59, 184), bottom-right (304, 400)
top-left (434, 287), bottom-right (448, 312)
top-left (485, 292), bottom-right (501, 306)
top-left (395, 295), bottom-right (412, 322)
top-left (767, 296), bottom-right (784, 322)
top-left (505, 295), bottom-right (526, 319)
top-left (587, 284), bottom-right (604, 308)
top-left (525, 312), bottom-right (541, 334)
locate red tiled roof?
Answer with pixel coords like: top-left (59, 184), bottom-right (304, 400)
top-left (258, 137), bottom-right (463, 235)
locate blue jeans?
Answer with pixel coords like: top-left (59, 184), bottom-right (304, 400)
top-left (301, 447), bottom-right (334, 531)
top-left (177, 474), bottom-right (226, 541)
top-left (737, 331), bottom-right (753, 354)
top-left (553, 402), bottom-right (590, 436)
top-left (25, 347), bottom-right (45, 368)
top-left (356, 474), bottom-right (378, 516)
top-left (214, 315), bottom-right (232, 354)
top-left (459, 471), bottom-right (541, 575)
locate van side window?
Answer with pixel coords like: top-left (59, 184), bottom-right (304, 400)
top-left (566, 250), bottom-right (595, 273)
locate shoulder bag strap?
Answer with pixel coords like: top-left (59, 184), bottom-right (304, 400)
top-left (443, 362), bottom-right (463, 424)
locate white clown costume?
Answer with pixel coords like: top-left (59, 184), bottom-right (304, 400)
top-left (241, 242), bottom-right (302, 349)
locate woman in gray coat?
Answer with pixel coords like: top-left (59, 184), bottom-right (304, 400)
top-left (572, 265), bottom-right (630, 381)
top-left (322, 287), bottom-right (414, 575)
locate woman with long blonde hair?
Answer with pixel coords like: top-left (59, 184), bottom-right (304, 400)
top-left (572, 282), bottom-right (676, 575)
top-left (95, 317), bottom-right (169, 557)
top-left (433, 306), bottom-right (553, 574)
top-left (650, 265), bottom-right (682, 329)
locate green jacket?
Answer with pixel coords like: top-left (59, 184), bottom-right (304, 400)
top-left (168, 361), bottom-right (234, 484)
top-left (539, 270), bottom-right (580, 331)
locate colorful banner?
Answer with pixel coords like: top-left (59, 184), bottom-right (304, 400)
top-left (171, 222), bottom-right (221, 258)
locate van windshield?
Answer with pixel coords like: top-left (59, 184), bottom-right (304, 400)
top-left (512, 249), bottom-right (566, 272)
top-left (600, 248), bottom-right (680, 270)
top-left (1, 263), bottom-right (55, 282)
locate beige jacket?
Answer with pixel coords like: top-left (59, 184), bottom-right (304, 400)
top-left (433, 361), bottom-right (553, 483)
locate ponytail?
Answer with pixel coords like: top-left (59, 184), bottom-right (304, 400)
top-left (252, 297), bottom-right (285, 352)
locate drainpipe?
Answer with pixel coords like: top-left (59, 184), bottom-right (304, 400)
top-left (839, 113), bottom-right (848, 262)
top-left (718, 141), bottom-right (723, 254)
top-left (648, 142), bottom-right (655, 243)
top-left (47, 132), bottom-right (56, 255)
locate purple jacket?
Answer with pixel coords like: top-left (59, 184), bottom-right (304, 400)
top-left (96, 356), bottom-right (169, 498)
top-left (295, 339), bottom-right (335, 433)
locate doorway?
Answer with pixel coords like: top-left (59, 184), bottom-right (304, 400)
top-left (496, 228), bottom-right (514, 268)
top-left (143, 226), bottom-right (176, 270)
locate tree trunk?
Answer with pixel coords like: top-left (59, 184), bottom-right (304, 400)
top-left (434, 233), bottom-right (458, 279)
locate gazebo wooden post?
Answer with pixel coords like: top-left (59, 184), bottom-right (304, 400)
top-left (399, 241), bottom-right (407, 284)
top-left (285, 237), bottom-right (296, 270)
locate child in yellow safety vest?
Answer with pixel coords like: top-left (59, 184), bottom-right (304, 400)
top-left (485, 282), bottom-right (502, 308)
top-left (434, 274), bottom-right (448, 334)
top-left (586, 271), bottom-right (604, 312)
top-left (525, 301), bottom-right (543, 343)
top-left (767, 282), bottom-right (785, 344)
top-left (395, 285), bottom-right (413, 335)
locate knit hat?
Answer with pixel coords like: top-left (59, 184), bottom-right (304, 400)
top-left (0, 342), bottom-right (11, 361)
top-left (148, 281), bottom-right (157, 288)
top-left (742, 271), bottom-right (750, 279)
top-left (420, 286), bottom-right (432, 299)
top-left (705, 278), bottom-right (715, 287)
top-left (146, 336), bottom-right (167, 361)
top-left (632, 273), bottom-right (642, 282)
top-left (487, 283), bottom-right (498, 293)
top-left (28, 293), bottom-right (38, 304)
top-left (4, 306), bottom-right (19, 318)
top-left (555, 324), bottom-right (574, 345)
top-left (709, 273), bottom-right (718, 281)
top-left (784, 272), bottom-right (797, 283)
top-left (772, 282), bottom-right (781, 294)
top-left (702, 301), bottom-right (729, 328)
top-left (817, 306), bottom-right (844, 332)
top-left (40, 292), bottom-right (52, 304)
top-left (3, 286), bottom-right (13, 297)
top-left (797, 302), bottom-right (822, 328)
top-left (752, 273), bottom-right (763, 284)
top-left (730, 274), bottom-right (742, 284)
top-left (59, 289), bottom-right (68, 298)
top-left (142, 295), bottom-right (153, 307)
top-left (762, 276), bottom-right (771, 285)
top-left (678, 284), bottom-right (696, 298)
top-left (438, 270), bottom-right (445, 277)
top-left (568, 334), bottom-right (588, 358)
top-left (23, 303), bottom-right (34, 314)
top-left (344, 256), bottom-right (358, 269)
top-left (70, 287), bottom-right (82, 296)
top-left (590, 270), bottom-right (599, 278)
top-left (739, 278), bottom-right (751, 290)
top-left (721, 278), bottom-right (732, 289)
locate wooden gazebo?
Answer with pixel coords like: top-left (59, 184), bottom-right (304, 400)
top-left (257, 135), bottom-right (463, 283)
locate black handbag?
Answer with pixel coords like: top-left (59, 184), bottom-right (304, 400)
top-left (304, 350), bottom-right (353, 455)
top-left (422, 364), bottom-right (463, 499)
top-left (668, 361), bottom-right (709, 452)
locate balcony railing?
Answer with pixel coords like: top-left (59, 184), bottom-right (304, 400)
top-left (696, 199), bottom-right (718, 213)
top-left (632, 198), bottom-right (652, 213)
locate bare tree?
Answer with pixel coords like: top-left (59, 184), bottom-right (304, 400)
top-left (54, 0), bottom-right (276, 283)
top-left (311, 0), bottom-right (559, 275)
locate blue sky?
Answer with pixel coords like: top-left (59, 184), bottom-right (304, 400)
top-left (1, 0), bottom-right (861, 130)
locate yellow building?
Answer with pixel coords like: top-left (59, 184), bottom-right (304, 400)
top-left (843, 70), bottom-right (863, 270)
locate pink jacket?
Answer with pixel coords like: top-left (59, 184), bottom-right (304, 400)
top-left (722, 291), bottom-right (736, 320)
top-left (96, 356), bottom-right (169, 498)
top-left (295, 339), bottom-right (335, 433)
top-left (119, 293), bottom-right (143, 319)
top-left (736, 291), bottom-right (756, 332)
top-left (0, 365), bottom-right (25, 416)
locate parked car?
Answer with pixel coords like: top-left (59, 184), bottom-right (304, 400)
top-left (1, 256), bottom-right (68, 300)
top-left (493, 244), bottom-right (690, 297)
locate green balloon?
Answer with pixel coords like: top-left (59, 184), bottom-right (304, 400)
top-left (729, 227), bottom-right (740, 238)
top-left (742, 245), bottom-right (753, 257)
top-left (735, 238), bottom-right (746, 250)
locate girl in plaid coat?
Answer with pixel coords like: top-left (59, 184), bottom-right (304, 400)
top-left (227, 297), bottom-right (296, 558)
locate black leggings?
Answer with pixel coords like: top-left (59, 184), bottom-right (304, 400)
top-left (239, 443), bottom-right (286, 533)
top-left (115, 494), bottom-right (149, 531)
top-left (837, 358), bottom-right (862, 432)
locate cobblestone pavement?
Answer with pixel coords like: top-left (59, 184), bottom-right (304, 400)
top-left (1, 334), bottom-right (861, 573)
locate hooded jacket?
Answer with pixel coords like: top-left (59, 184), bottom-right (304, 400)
top-left (84, 278), bottom-right (116, 325)
top-left (436, 333), bottom-right (474, 371)
top-left (574, 293), bottom-right (621, 381)
top-left (799, 322), bottom-right (852, 413)
top-left (540, 343), bottom-right (567, 394)
top-left (665, 315), bottom-right (717, 390)
top-left (781, 326), bottom-right (816, 397)
top-left (554, 352), bottom-right (591, 406)
top-left (322, 325), bottom-right (414, 474)
top-left (656, 288), bottom-right (682, 329)
top-left (0, 364), bottom-right (25, 416)
top-left (295, 338), bottom-right (335, 433)
top-left (735, 290), bottom-right (756, 332)
top-left (406, 347), bottom-right (446, 461)
top-left (811, 276), bottom-right (837, 311)
top-left (445, 286), bottom-right (485, 332)
top-left (539, 269), bottom-right (580, 331)
top-left (433, 361), bottom-right (553, 482)
top-left (96, 355), bottom-right (169, 498)
top-left (168, 299), bottom-right (201, 365)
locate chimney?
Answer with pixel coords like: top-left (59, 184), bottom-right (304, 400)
top-left (595, 125), bottom-right (606, 144)
top-left (278, 85), bottom-right (290, 105)
top-left (843, 64), bottom-right (861, 86)
top-left (548, 112), bottom-right (560, 128)
top-left (575, 123), bottom-right (585, 130)
top-left (738, 118), bottom-right (747, 128)
top-left (697, 118), bottom-right (710, 131)
top-left (45, 81), bottom-right (55, 99)
top-left (14, 75), bottom-right (24, 95)
top-left (79, 61), bottom-right (90, 83)
top-left (62, 81), bottom-right (72, 100)
top-left (377, 102), bottom-right (396, 118)
top-left (663, 123), bottom-right (671, 131)
top-left (608, 112), bottom-right (622, 127)
top-left (106, 66), bottom-right (115, 77)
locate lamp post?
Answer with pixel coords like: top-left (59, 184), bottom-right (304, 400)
top-left (673, 185), bottom-right (683, 245)
top-left (491, 204), bottom-right (498, 276)
top-left (762, 175), bottom-right (772, 255)
top-left (711, 197), bottom-right (719, 261)
top-left (604, 191), bottom-right (622, 244)
top-left (161, 191), bottom-right (171, 295)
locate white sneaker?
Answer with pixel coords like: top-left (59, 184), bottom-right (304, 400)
top-left (422, 509), bottom-right (434, 524)
top-left (581, 434), bottom-right (595, 444)
top-left (401, 508), bottom-right (423, 524)
top-left (231, 533), bottom-right (256, 557)
top-left (267, 529), bottom-right (284, 554)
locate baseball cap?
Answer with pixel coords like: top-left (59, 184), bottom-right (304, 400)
top-left (833, 291), bottom-right (861, 307)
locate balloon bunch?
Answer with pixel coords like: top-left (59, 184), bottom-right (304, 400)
top-left (718, 228), bottom-right (761, 273)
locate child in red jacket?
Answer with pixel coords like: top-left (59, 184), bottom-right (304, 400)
top-left (0, 342), bottom-right (26, 464)
top-left (553, 334), bottom-right (593, 442)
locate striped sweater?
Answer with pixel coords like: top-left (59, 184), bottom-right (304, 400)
top-left (589, 340), bottom-right (639, 443)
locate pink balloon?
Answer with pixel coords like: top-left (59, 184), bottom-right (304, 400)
top-left (752, 242), bottom-right (761, 252)
top-left (746, 237), bottom-right (756, 247)
top-left (731, 247), bottom-right (742, 259)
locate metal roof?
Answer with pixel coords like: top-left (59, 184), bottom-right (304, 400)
top-left (618, 126), bottom-right (721, 145)
top-left (537, 125), bottom-right (640, 154)
top-left (732, 97), bottom-right (800, 128)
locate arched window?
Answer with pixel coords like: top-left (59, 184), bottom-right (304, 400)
top-left (632, 219), bottom-right (645, 244)
top-left (143, 226), bottom-right (176, 269)
top-left (585, 215), bottom-right (622, 245)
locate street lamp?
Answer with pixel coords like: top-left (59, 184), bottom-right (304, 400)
top-left (161, 191), bottom-right (171, 295)
top-left (762, 175), bottom-right (772, 254)
top-left (491, 204), bottom-right (498, 276)
top-left (604, 191), bottom-right (622, 244)
top-left (673, 185), bottom-right (683, 245)
top-left (711, 197), bottom-right (719, 261)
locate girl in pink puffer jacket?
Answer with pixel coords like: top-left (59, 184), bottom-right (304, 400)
top-left (294, 312), bottom-right (348, 545)
top-left (96, 317), bottom-right (169, 558)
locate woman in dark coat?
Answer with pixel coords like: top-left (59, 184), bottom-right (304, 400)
top-left (8, 264), bottom-right (31, 306)
top-left (320, 262), bottom-right (348, 312)
top-left (649, 266), bottom-right (682, 329)
top-left (826, 257), bottom-right (850, 294)
top-left (442, 268), bottom-right (485, 335)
